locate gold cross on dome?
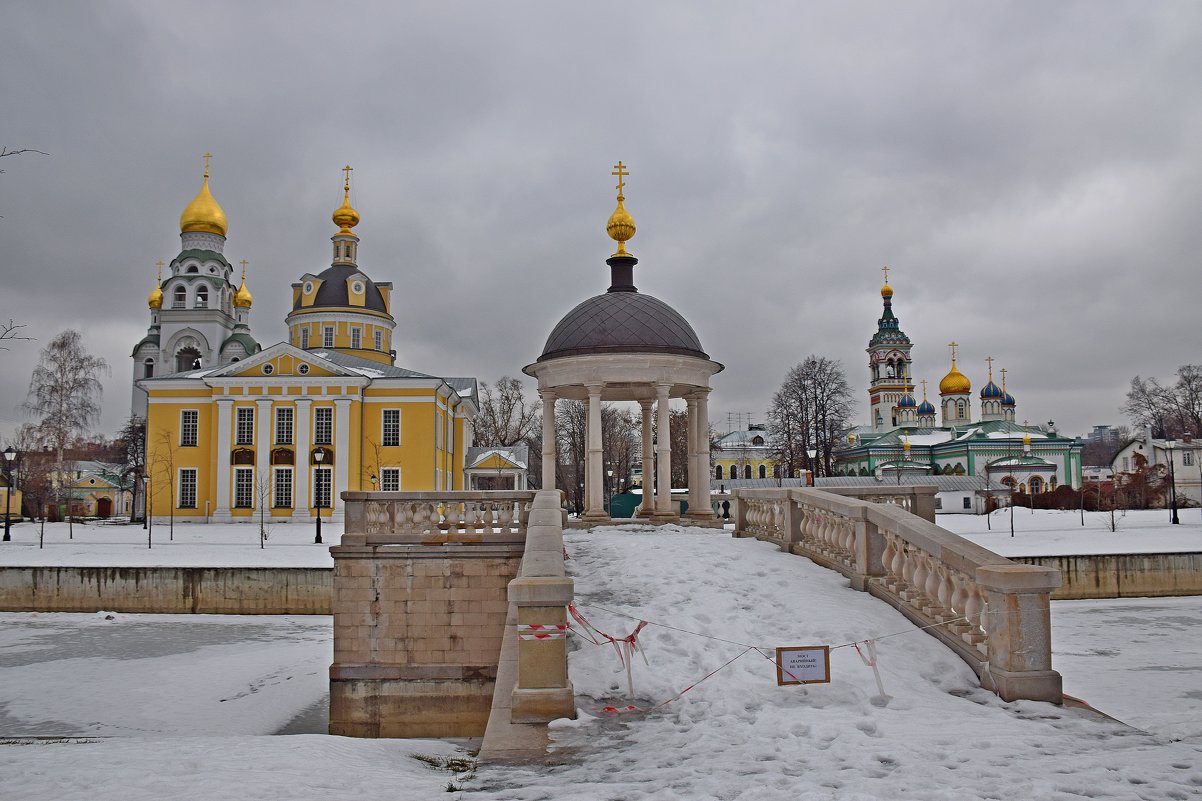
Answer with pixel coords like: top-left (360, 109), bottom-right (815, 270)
top-left (920, 378), bottom-right (928, 398)
top-left (240, 259), bottom-right (249, 280)
top-left (612, 161), bottom-right (629, 197)
top-left (1000, 367), bottom-right (1008, 389)
top-left (342, 164), bottom-right (353, 191)
top-left (882, 265), bottom-right (890, 283)
top-left (985, 355), bottom-right (994, 378)
top-left (203, 152), bottom-right (212, 177)
top-left (155, 259), bottom-right (164, 279)
top-left (948, 341), bottom-right (959, 362)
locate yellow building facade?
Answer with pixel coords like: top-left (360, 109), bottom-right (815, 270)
top-left (138, 160), bottom-right (478, 523)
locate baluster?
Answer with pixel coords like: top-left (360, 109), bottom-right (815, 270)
top-left (910, 552), bottom-right (929, 605)
top-left (880, 534), bottom-right (896, 587)
top-left (889, 535), bottom-right (907, 591)
top-left (923, 557), bottom-right (944, 615)
top-left (498, 500), bottom-right (514, 531)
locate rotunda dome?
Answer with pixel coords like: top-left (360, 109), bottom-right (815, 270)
top-left (293, 265), bottom-right (389, 314)
top-left (539, 291), bottom-right (708, 361)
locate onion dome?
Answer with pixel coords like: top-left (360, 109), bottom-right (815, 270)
top-left (897, 393), bottom-right (917, 408)
top-left (917, 398), bottom-right (936, 415)
top-left (1000, 368), bottom-right (1016, 406)
top-left (332, 166), bottom-right (360, 234)
top-left (606, 161), bottom-right (636, 257)
top-left (1022, 431), bottom-right (1032, 447)
top-left (179, 154), bottom-right (228, 236)
top-left (980, 380), bottom-right (1003, 399)
top-left (147, 279), bottom-right (163, 309)
top-left (940, 342), bottom-right (971, 394)
top-left (234, 264), bottom-right (253, 308)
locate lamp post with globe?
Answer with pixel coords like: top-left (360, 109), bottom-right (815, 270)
top-left (3, 446), bottom-right (17, 542)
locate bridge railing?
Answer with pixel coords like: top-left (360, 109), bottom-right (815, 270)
top-left (732, 487), bottom-right (1062, 703)
top-left (340, 490), bottom-right (535, 545)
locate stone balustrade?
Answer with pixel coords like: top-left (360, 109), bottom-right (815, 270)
top-left (733, 487), bottom-right (1062, 703)
top-left (341, 490), bottom-right (534, 545)
top-left (711, 483), bottom-right (937, 523)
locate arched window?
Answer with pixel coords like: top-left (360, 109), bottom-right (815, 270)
top-left (186, 265), bottom-right (198, 274)
top-left (176, 347), bottom-right (202, 373)
top-left (752, 436), bottom-right (764, 446)
top-left (715, 466), bottom-right (722, 480)
top-left (143, 358), bottom-right (154, 378)
top-left (729, 465), bottom-right (737, 480)
top-left (1001, 477), bottom-right (1015, 489)
top-left (758, 464), bottom-right (767, 479)
top-left (195, 286), bottom-right (208, 308)
top-left (1029, 477), bottom-right (1043, 494)
top-left (173, 286), bottom-right (187, 309)
top-left (773, 465), bottom-right (781, 479)
top-left (743, 464), bottom-right (752, 479)
top-left (957, 400), bottom-right (966, 419)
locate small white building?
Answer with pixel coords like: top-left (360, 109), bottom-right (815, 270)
top-left (1111, 432), bottom-right (1201, 506)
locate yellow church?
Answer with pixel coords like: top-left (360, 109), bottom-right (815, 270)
top-left (135, 158), bottom-right (478, 523)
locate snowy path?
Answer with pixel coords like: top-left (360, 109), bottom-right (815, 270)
top-left (1, 525), bottom-right (1200, 799)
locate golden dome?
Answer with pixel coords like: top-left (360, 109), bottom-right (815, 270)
top-left (939, 362), bottom-right (971, 394)
top-left (1022, 431), bottom-right (1032, 446)
top-left (606, 161), bottom-right (636, 256)
top-left (332, 164), bottom-right (360, 234)
top-left (148, 279), bottom-right (163, 309)
top-left (179, 154), bottom-right (228, 236)
top-left (881, 282), bottom-right (893, 299)
top-left (234, 262), bottom-right (253, 308)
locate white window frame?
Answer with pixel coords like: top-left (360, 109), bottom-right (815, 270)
top-left (236, 407), bottom-right (254, 446)
top-left (300, 327), bottom-right (309, 349)
top-left (180, 409), bottom-right (199, 447)
top-left (351, 327), bottom-right (361, 349)
top-left (179, 468), bottom-right (198, 508)
top-left (382, 408), bottom-right (400, 447)
top-left (380, 467), bottom-right (400, 492)
top-left (273, 467), bottom-right (293, 509)
top-left (313, 466), bottom-right (333, 509)
top-left (374, 330), bottom-right (383, 351)
top-left (233, 467), bottom-right (254, 509)
top-left (313, 407), bottom-right (333, 445)
top-left (323, 326), bottom-right (335, 348)
top-left (275, 407), bottom-right (294, 445)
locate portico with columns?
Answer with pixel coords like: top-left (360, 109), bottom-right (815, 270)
top-left (525, 163), bottom-right (722, 523)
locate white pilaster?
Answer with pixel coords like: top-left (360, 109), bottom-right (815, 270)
top-left (541, 390), bottom-right (557, 491)
top-left (332, 398), bottom-right (352, 521)
top-left (214, 398), bottom-right (233, 522)
top-left (255, 397), bottom-right (273, 485)
top-left (655, 383), bottom-right (673, 516)
top-left (293, 398), bottom-right (312, 521)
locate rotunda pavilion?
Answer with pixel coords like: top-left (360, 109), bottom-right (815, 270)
top-left (524, 164), bottom-right (723, 522)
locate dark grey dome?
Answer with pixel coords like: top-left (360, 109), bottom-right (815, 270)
top-left (294, 265), bottom-right (388, 313)
top-left (539, 291), bottom-right (708, 362)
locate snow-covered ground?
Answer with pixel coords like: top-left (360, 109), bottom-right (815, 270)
top-left (2, 524), bottom-right (1200, 799)
top-left (941, 508), bottom-right (1202, 556)
top-left (0, 520), bottom-right (343, 567)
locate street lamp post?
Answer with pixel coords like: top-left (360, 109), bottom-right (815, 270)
top-left (313, 450), bottom-right (324, 544)
top-left (3, 446), bottom-right (17, 542)
top-left (142, 474), bottom-right (151, 549)
top-left (1168, 437), bottom-right (1177, 524)
top-left (806, 447), bottom-right (817, 486)
top-left (605, 468), bottom-right (613, 515)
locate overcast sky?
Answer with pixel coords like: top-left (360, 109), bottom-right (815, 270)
top-left (3, 1), bottom-right (1200, 445)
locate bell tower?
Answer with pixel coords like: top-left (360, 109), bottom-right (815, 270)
top-left (866, 267), bottom-right (915, 432)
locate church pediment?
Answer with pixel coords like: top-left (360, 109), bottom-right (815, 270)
top-left (203, 343), bottom-right (364, 380)
top-left (471, 452), bottom-right (523, 470)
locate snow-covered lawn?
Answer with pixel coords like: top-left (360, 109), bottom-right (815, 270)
top-left (2, 525), bottom-right (1200, 800)
top-left (941, 508), bottom-right (1202, 556)
top-left (0, 520), bottom-right (343, 567)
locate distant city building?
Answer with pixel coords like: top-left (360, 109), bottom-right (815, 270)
top-left (836, 274), bottom-right (1082, 493)
top-left (1111, 430), bottom-right (1200, 506)
top-left (713, 423), bottom-right (779, 481)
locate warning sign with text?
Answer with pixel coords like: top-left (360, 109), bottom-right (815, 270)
top-left (775, 645), bottom-right (831, 685)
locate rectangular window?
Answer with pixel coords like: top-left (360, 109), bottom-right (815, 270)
top-left (323, 326), bottom-right (335, 348)
top-left (180, 410), bottom-right (199, 447)
top-left (234, 467), bottom-right (254, 508)
top-left (236, 407), bottom-right (254, 446)
top-left (935, 497), bottom-right (943, 510)
top-left (963, 496), bottom-right (972, 510)
top-left (351, 328), bottom-right (361, 349)
top-left (313, 467), bottom-right (332, 509)
top-left (179, 468), bottom-right (198, 508)
top-left (446, 417), bottom-right (454, 454)
top-left (314, 407), bottom-right (333, 445)
top-left (382, 409), bottom-right (400, 447)
top-left (300, 327), bottom-right (309, 349)
top-left (273, 467), bottom-right (293, 508)
top-left (1122, 457), bottom-right (1130, 472)
top-left (381, 467), bottom-right (400, 492)
top-left (436, 413), bottom-right (444, 449)
top-left (374, 331), bottom-right (383, 351)
top-left (1184, 451), bottom-right (1195, 467)
top-left (275, 407), bottom-right (294, 445)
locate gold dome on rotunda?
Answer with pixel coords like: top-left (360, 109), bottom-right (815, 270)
top-left (332, 164), bottom-right (360, 234)
top-left (234, 260), bottom-right (253, 308)
top-left (939, 341), bottom-right (971, 394)
top-left (606, 161), bottom-right (636, 256)
top-left (179, 153), bottom-right (228, 236)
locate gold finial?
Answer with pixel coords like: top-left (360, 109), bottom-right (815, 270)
top-left (606, 161), bottom-right (636, 257)
top-left (234, 259), bottom-right (253, 308)
top-left (903, 435), bottom-right (911, 452)
top-left (948, 341), bottom-right (959, 363)
top-left (1000, 367), bottom-right (1008, 391)
top-left (203, 152), bottom-right (212, 178)
top-left (985, 355), bottom-right (994, 381)
top-left (882, 265), bottom-right (890, 283)
top-left (156, 259), bottom-right (164, 279)
top-left (880, 265), bottom-right (893, 298)
top-left (332, 164), bottom-right (360, 234)
top-left (920, 379), bottom-right (928, 400)
top-left (148, 260), bottom-right (165, 309)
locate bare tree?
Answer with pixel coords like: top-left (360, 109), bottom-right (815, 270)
top-left (151, 431), bottom-right (177, 541)
top-left (1125, 365), bottom-right (1202, 439)
top-left (23, 330), bottom-right (110, 464)
top-left (555, 400), bottom-right (587, 513)
top-left (255, 472), bottom-right (273, 548)
top-left (768, 355), bottom-right (856, 478)
top-left (0, 320), bottom-right (32, 350)
top-left (475, 377), bottom-right (541, 447)
top-left (117, 416), bottom-right (147, 522)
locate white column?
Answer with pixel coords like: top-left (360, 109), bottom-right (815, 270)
top-left (639, 399), bottom-right (654, 516)
top-left (255, 397), bottom-right (273, 494)
top-left (686, 395), bottom-right (701, 515)
top-left (293, 398), bottom-right (312, 521)
top-left (585, 383), bottom-right (605, 518)
top-left (688, 389), bottom-right (714, 519)
top-left (214, 398), bottom-right (233, 521)
top-left (541, 390), bottom-right (557, 491)
top-left (655, 383), bottom-right (673, 516)
top-left (332, 398), bottom-right (352, 521)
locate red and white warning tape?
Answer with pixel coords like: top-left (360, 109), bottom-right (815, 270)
top-left (516, 623), bottom-right (569, 641)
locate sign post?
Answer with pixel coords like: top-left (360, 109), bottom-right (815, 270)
top-left (775, 645), bottom-right (831, 686)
